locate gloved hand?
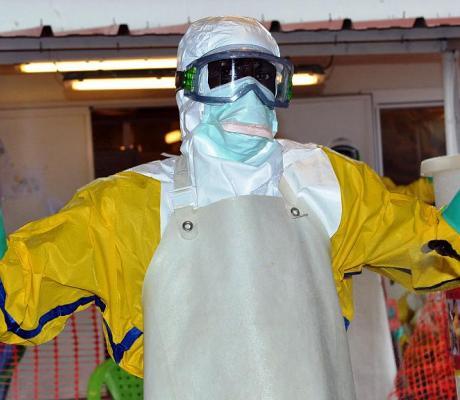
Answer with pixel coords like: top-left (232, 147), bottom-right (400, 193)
top-left (0, 209), bottom-right (6, 258)
top-left (443, 189), bottom-right (460, 234)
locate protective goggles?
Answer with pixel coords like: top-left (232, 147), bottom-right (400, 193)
top-left (176, 50), bottom-right (294, 108)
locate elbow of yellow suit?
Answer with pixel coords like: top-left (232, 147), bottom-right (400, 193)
top-left (425, 190), bottom-right (460, 262)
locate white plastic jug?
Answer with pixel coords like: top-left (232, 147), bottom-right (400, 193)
top-left (421, 154), bottom-right (460, 207)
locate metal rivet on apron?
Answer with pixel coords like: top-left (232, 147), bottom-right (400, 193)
top-left (290, 207), bottom-right (301, 217)
top-left (182, 221), bottom-right (194, 231)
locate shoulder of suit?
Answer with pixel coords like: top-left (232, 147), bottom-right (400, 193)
top-left (128, 157), bottom-right (175, 183)
top-left (70, 163), bottom-right (164, 210)
top-left (277, 139), bottom-right (330, 170)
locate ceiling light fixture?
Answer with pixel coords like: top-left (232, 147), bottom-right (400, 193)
top-left (292, 65), bottom-right (325, 86)
top-left (164, 129), bottom-right (182, 144)
top-left (69, 76), bottom-right (176, 91)
top-left (292, 73), bottom-right (322, 86)
top-left (19, 58), bottom-right (178, 73)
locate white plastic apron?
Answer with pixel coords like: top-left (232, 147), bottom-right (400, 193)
top-left (143, 156), bottom-right (356, 399)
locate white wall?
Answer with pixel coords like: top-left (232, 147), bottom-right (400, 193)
top-left (0, 107), bottom-right (94, 232)
top-left (277, 95), bottom-right (376, 165)
top-left (324, 61), bottom-right (443, 94)
top-left (0, 0), bottom-right (459, 32)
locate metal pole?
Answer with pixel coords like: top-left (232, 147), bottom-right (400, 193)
top-left (442, 50), bottom-right (460, 155)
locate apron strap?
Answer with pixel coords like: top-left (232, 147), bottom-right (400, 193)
top-left (171, 156), bottom-right (198, 239)
top-left (174, 155), bottom-right (191, 189)
top-left (172, 156), bottom-right (197, 210)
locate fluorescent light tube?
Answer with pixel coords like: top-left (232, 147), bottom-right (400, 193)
top-left (20, 58), bottom-right (178, 73)
top-left (164, 129), bottom-right (182, 144)
top-left (292, 72), bottom-right (322, 86)
top-left (70, 77), bottom-right (176, 90)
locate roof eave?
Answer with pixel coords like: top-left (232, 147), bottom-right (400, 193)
top-left (1, 25), bottom-right (460, 64)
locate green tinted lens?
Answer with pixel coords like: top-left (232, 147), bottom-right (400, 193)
top-left (183, 67), bottom-right (197, 91)
top-left (287, 77), bottom-right (293, 101)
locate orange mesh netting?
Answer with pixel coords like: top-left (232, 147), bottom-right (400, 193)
top-left (390, 293), bottom-right (457, 400)
top-left (0, 305), bottom-right (105, 400)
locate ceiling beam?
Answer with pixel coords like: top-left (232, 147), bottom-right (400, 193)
top-left (0, 26), bottom-right (460, 63)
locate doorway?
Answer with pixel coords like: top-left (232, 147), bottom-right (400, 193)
top-left (380, 105), bottom-right (445, 184)
top-left (91, 107), bottom-right (180, 178)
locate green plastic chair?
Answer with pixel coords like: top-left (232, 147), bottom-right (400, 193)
top-left (87, 358), bottom-right (143, 400)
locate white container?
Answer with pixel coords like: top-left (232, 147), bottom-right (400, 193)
top-left (420, 154), bottom-right (460, 207)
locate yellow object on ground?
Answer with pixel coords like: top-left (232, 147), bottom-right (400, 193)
top-left (0, 148), bottom-right (458, 378)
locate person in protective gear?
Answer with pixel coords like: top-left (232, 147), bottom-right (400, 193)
top-left (0, 16), bottom-right (460, 400)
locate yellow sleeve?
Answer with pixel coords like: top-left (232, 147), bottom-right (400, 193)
top-left (325, 148), bottom-right (460, 295)
top-left (382, 176), bottom-right (435, 205)
top-left (0, 171), bottom-right (161, 377)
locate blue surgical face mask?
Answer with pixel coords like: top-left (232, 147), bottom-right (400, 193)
top-left (188, 81), bottom-right (279, 165)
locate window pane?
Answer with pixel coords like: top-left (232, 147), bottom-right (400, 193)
top-left (381, 107), bottom-right (445, 185)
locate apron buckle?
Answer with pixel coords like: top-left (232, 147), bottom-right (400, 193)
top-left (290, 206), bottom-right (308, 218)
top-left (174, 207), bottom-right (198, 240)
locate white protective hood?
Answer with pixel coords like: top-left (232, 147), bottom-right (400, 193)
top-left (176, 16), bottom-right (284, 207)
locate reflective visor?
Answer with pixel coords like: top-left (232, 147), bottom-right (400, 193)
top-left (176, 50), bottom-right (294, 108)
top-left (207, 58), bottom-right (277, 96)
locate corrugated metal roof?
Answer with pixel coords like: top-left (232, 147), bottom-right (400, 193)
top-left (282, 16), bottom-right (460, 31)
top-left (1, 17), bottom-right (460, 37)
top-left (1, 17), bottom-right (459, 64)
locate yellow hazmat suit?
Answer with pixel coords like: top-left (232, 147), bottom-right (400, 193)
top-left (0, 145), bottom-right (459, 378)
top-left (382, 176), bottom-right (435, 205)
